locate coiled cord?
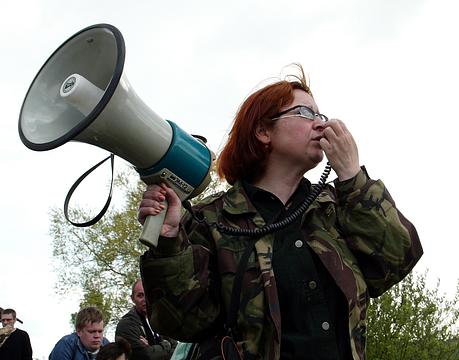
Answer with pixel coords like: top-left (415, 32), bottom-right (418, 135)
top-left (184, 163), bottom-right (332, 237)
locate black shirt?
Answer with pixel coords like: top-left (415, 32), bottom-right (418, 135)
top-left (0, 328), bottom-right (32, 360)
top-left (243, 179), bottom-right (352, 360)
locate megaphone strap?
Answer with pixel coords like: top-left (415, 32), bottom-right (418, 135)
top-left (64, 153), bottom-right (115, 227)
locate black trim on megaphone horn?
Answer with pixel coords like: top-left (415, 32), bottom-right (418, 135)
top-left (18, 23), bottom-right (125, 151)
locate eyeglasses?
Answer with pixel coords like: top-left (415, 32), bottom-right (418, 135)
top-left (271, 105), bottom-right (328, 122)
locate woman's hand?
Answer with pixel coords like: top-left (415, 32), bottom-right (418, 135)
top-left (319, 119), bottom-right (360, 181)
top-left (138, 183), bottom-right (182, 237)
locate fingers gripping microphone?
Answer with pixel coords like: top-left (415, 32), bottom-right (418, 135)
top-left (18, 24), bottom-right (213, 247)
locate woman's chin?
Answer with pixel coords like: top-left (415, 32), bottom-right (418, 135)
top-left (309, 151), bottom-right (325, 166)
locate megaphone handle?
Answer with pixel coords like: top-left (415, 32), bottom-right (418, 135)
top-left (139, 201), bottom-right (168, 247)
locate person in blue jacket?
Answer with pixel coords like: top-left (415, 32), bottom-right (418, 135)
top-left (49, 306), bottom-right (110, 360)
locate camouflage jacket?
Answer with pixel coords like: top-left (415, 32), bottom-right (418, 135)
top-left (140, 168), bottom-right (423, 360)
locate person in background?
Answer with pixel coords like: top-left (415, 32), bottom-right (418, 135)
top-left (96, 337), bottom-right (132, 360)
top-left (137, 64), bottom-right (423, 359)
top-left (0, 308), bottom-right (32, 360)
top-left (116, 279), bottom-right (176, 360)
top-left (49, 306), bottom-right (109, 360)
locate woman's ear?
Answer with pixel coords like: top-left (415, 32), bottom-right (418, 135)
top-left (255, 122), bottom-right (271, 145)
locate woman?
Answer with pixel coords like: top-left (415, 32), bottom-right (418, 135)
top-left (138, 65), bottom-right (422, 360)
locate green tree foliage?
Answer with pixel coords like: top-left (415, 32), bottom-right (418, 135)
top-left (50, 169), bottom-right (145, 328)
top-left (50, 165), bottom-right (227, 328)
top-left (367, 271), bottom-right (459, 359)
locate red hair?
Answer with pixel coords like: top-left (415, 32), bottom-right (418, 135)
top-left (218, 68), bottom-right (312, 184)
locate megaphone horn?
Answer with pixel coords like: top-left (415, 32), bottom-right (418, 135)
top-left (18, 23), bottom-right (213, 247)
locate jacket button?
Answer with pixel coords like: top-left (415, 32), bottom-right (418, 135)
top-left (294, 240), bottom-right (303, 248)
top-left (308, 281), bottom-right (317, 290)
top-left (322, 321), bottom-right (330, 331)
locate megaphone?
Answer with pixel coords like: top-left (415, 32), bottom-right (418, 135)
top-left (18, 23), bottom-right (213, 247)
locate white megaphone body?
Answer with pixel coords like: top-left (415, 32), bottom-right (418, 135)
top-left (18, 24), bottom-right (213, 247)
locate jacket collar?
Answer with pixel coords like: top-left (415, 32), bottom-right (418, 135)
top-left (75, 333), bottom-right (90, 358)
top-left (221, 180), bottom-right (266, 227)
top-left (221, 179), bottom-right (335, 223)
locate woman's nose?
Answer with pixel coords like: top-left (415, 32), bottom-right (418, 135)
top-left (312, 117), bottom-right (326, 130)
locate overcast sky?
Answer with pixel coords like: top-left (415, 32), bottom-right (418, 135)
top-left (1, 0), bottom-right (458, 358)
